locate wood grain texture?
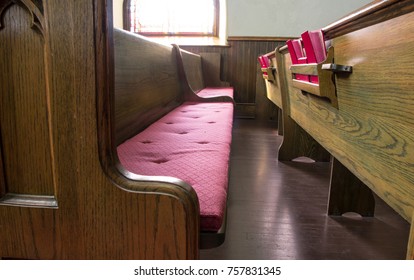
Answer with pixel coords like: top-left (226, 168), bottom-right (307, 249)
top-left (328, 158), bottom-right (375, 217)
top-left (201, 119), bottom-right (409, 260)
top-left (0, 0), bottom-right (200, 260)
top-left (275, 47), bottom-right (330, 162)
top-left (290, 48), bottom-right (338, 108)
top-left (174, 44), bottom-right (234, 104)
top-left (255, 64), bottom-right (279, 122)
top-left (331, 11), bottom-right (414, 221)
top-left (323, 0), bottom-right (414, 40)
top-left (199, 52), bottom-right (230, 87)
top-left (114, 29), bottom-right (182, 145)
top-left (180, 49), bottom-right (205, 92)
top-left (0, 1), bottom-right (56, 199)
top-left (179, 50), bottom-right (230, 93)
top-left (182, 40), bottom-right (286, 118)
top-left (262, 50), bottom-right (283, 109)
top-left (408, 215), bottom-right (414, 259)
top-left (279, 5), bottom-right (414, 258)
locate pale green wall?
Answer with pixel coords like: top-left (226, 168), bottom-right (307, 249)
top-left (113, 0), bottom-right (373, 37)
top-left (226, 0), bottom-right (372, 37)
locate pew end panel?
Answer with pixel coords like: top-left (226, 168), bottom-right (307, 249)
top-left (270, 47), bottom-right (330, 162)
top-left (261, 48), bottom-right (283, 109)
top-left (180, 49), bottom-right (231, 90)
top-left (180, 48), bottom-right (206, 92)
top-left (0, 0), bottom-right (204, 260)
top-left (177, 46), bottom-right (234, 103)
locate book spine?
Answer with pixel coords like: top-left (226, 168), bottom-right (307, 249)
top-left (301, 29), bottom-right (328, 84)
top-left (301, 31), bottom-right (318, 84)
top-left (287, 39), bottom-right (309, 82)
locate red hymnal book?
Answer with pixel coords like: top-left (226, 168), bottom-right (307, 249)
top-left (286, 39), bottom-right (309, 82)
top-left (258, 55), bottom-right (270, 76)
top-left (301, 29), bottom-right (327, 84)
top-left (258, 56), bottom-right (266, 68)
top-left (262, 56), bottom-right (270, 68)
top-left (258, 55), bottom-right (270, 67)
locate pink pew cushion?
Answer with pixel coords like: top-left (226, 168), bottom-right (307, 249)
top-left (117, 102), bottom-right (233, 232)
top-left (197, 87), bottom-right (234, 99)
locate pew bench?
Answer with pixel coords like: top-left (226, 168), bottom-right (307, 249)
top-left (117, 101), bottom-right (233, 232)
top-left (114, 28), bottom-right (235, 250)
top-left (0, 2), bottom-right (234, 260)
top-left (262, 0), bottom-right (414, 259)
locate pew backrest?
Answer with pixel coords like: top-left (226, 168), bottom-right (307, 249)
top-left (114, 29), bottom-right (183, 145)
top-left (180, 49), bottom-right (205, 93)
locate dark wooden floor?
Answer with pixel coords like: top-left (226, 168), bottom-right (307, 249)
top-left (200, 119), bottom-right (410, 260)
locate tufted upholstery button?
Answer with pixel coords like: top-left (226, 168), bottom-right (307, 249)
top-left (152, 158), bottom-right (169, 164)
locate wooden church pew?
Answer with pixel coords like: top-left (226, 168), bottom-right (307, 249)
top-left (113, 28), bottom-right (234, 249)
top-left (0, 0), bottom-right (233, 259)
top-left (179, 49), bottom-right (234, 99)
top-left (262, 0), bottom-right (414, 259)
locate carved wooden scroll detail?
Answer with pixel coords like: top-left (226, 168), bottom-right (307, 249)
top-left (0, 0), bottom-right (45, 35)
top-left (0, 0), bottom-right (57, 208)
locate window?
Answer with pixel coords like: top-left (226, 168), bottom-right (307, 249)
top-left (124, 0), bottom-right (219, 36)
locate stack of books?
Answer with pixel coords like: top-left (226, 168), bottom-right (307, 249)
top-left (258, 55), bottom-right (270, 68)
top-left (286, 29), bottom-right (327, 84)
top-left (258, 55), bottom-right (271, 78)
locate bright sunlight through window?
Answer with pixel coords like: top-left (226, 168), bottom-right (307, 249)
top-left (128, 0), bottom-right (218, 36)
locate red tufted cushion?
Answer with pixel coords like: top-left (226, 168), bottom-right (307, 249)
top-left (117, 102), bottom-right (233, 232)
top-left (197, 87), bottom-right (234, 99)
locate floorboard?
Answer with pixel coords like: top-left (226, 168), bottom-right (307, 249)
top-left (200, 119), bottom-right (410, 260)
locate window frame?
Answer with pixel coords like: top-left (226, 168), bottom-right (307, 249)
top-left (123, 0), bottom-right (220, 37)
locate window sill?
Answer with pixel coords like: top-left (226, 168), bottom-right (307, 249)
top-left (145, 36), bottom-right (229, 47)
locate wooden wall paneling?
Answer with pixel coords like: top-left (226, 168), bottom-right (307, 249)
top-left (199, 52), bottom-right (229, 87)
top-left (228, 40), bottom-right (284, 103)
